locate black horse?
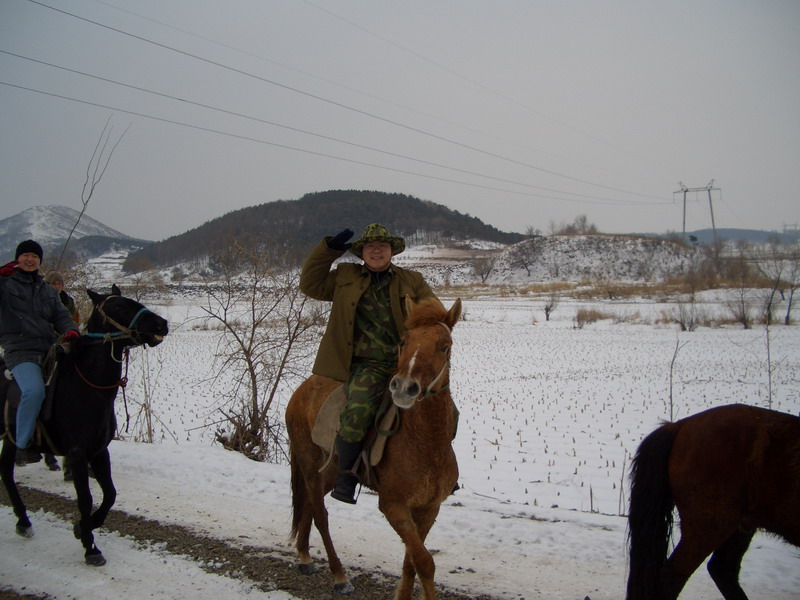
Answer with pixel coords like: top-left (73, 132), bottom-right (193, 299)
top-left (0, 284), bottom-right (168, 565)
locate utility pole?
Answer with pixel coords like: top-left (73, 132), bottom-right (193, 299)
top-left (674, 180), bottom-right (721, 244)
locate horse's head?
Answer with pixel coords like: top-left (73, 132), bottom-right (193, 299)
top-left (86, 284), bottom-right (169, 347)
top-left (389, 297), bottom-right (462, 409)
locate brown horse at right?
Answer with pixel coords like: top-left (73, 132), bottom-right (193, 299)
top-left (285, 297), bottom-right (461, 599)
top-left (626, 403), bottom-right (800, 600)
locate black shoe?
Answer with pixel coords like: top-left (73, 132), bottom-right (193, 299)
top-left (330, 473), bottom-right (359, 504)
top-left (15, 448), bottom-right (42, 466)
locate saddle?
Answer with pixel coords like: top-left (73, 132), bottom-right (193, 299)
top-left (311, 385), bottom-right (400, 483)
top-left (0, 347), bottom-right (61, 445)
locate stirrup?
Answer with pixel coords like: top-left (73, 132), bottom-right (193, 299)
top-left (330, 473), bottom-right (359, 504)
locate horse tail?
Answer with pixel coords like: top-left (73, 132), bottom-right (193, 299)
top-left (626, 422), bottom-right (679, 600)
top-left (289, 451), bottom-right (304, 543)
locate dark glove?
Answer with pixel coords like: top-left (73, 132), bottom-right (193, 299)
top-left (62, 330), bottom-right (80, 342)
top-left (327, 229), bottom-right (354, 251)
top-left (0, 261), bottom-right (18, 277)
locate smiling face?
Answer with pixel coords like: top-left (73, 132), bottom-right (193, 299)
top-left (361, 241), bottom-right (392, 271)
top-left (16, 252), bottom-right (41, 272)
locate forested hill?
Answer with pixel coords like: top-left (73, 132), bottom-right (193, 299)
top-left (124, 190), bottom-right (525, 270)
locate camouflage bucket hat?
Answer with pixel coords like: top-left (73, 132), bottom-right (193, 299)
top-left (350, 223), bottom-right (405, 259)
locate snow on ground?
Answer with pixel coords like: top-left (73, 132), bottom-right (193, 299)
top-left (2, 293), bottom-right (800, 599)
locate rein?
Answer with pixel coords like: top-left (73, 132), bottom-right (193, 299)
top-left (72, 295), bottom-right (151, 430)
top-left (74, 348), bottom-right (131, 390)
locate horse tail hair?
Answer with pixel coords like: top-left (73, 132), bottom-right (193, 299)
top-left (289, 451), bottom-right (304, 543)
top-left (626, 422), bottom-right (679, 600)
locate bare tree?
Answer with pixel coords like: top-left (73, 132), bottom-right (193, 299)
top-left (553, 215), bottom-right (599, 235)
top-left (471, 256), bottom-right (497, 283)
top-left (668, 338), bottom-right (689, 422)
top-left (201, 239), bottom-right (322, 463)
top-left (725, 243), bottom-right (754, 329)
top-left (508, 236), bottom-right (543, 276)
top-left (783, 241), bottom-right (800, 324)
top-left (542, 288), bottom-right (561, 321)
top-left (125, 270), bottom-right (168, 303)
top-left (525, 225), bottom-right (542, 237)
top-left (56, 117), bottom-right (130, 270)
top-left (751, 236), bottom-right (786, 326)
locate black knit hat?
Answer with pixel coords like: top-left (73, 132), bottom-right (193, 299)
top-left (15, 240), bottom-right (44, 262)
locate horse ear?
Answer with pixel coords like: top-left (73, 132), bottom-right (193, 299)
top-left (87, 289), bottom-right (102, 305)
top-left (111, 284), bottom-right (122, 296)
top-left (446, 298), bottom-right (462, 328)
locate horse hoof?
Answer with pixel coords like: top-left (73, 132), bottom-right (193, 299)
top-left (85, 552), bottom-right (106, 567)
top-left (333, 581), bottom-right (354, 595)
top-left (15, 524), bottom-right (34, 538)
top-left (298, 562), bottom-right (319, 575)
top-left (73, 522), bottom-right (82, 539)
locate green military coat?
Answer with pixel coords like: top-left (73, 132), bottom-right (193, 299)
top-left (300, 237), bottom-right (437, 382)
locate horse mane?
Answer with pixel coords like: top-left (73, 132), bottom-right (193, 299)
top-left (405, 297), bottom-right (448, 329)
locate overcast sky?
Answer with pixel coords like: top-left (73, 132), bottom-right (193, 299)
top-left (1, 0), bottom-right (798, 241)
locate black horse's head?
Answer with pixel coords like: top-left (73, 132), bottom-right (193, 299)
top-left (86, 284), bottom-right (169, 347)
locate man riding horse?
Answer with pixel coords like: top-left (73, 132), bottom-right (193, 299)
top-left (299, 224), bottom-right (439, 504)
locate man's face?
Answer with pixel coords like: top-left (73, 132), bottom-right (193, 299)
top-left (17, 252), bottom-right (41, 272)
top-left (362, 241), bottom-right (392, 271)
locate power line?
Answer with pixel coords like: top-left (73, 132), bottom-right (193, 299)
top-left (1, 79), bottom-right (665, 208)
top-left (1, 49), bottom-right (660, 207)
top-left (92, 0), bottom-right (628, 181)
top-left (25, 0), bottom-right (668, 203)
top-left (300, 0), bottom-right (674, 172)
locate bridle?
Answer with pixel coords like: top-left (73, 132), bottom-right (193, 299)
top-left (84, 295), bottom-right (152, 346)
top-left (418, 321), bottom-right (452, 400)
top-left (73, 294), bottom-right (153, 391)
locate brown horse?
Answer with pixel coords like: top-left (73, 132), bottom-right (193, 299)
top-left (285, 297), bottom-right (461, 599)
top-left (626, 403), bottom-right (800, 600)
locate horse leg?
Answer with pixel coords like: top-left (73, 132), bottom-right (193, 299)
top-left (0, 439), bottom-right (33, 537)
top-left (87, 448), bottom-right (117, 531)
top-left (707, 529), bottom-right (755, 600)
top-left (661, 522), bottom-right (732, 600)
top-left (291, 457), bottom-right (352, 594)
top-left (380, 501), bottom-right (440, 600)
top-left (309, 478), bottom-right (353, 594)
top-left (293, 485), bottom-right (317, 575)
top-left (68, 448), bottom-right (106, 566)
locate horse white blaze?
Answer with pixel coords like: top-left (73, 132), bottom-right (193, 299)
top-left (391, 347), bottom-right (421, 408)
top-left (407, 348), bottom-right (419, 374)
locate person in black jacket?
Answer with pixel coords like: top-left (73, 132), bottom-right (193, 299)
top-left (0, 240), bottom-right (79, 451)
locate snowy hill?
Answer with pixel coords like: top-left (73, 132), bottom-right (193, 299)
top-left (389, 235), bottom-right (693, 287)
top-left (0, 205), bottom-right (148, 263)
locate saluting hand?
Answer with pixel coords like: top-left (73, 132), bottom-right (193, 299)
top-left (327, 229), bottom-right (354, 251)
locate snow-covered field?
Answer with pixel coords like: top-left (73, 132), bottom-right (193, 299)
top-left (2, 292), bottom-right (800, 599)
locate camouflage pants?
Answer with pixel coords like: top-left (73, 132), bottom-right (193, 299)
top-left (339, 359), bottom-right (394, 443)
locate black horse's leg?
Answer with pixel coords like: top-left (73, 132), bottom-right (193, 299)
top-left (707, 529), bottom-right (755, 600)
top-left (87, 447), bottom-right (116, 531)
top-left (68, 448), bottom-right (106, 566)
top-left (0, 438), bottom-right (33, 537)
